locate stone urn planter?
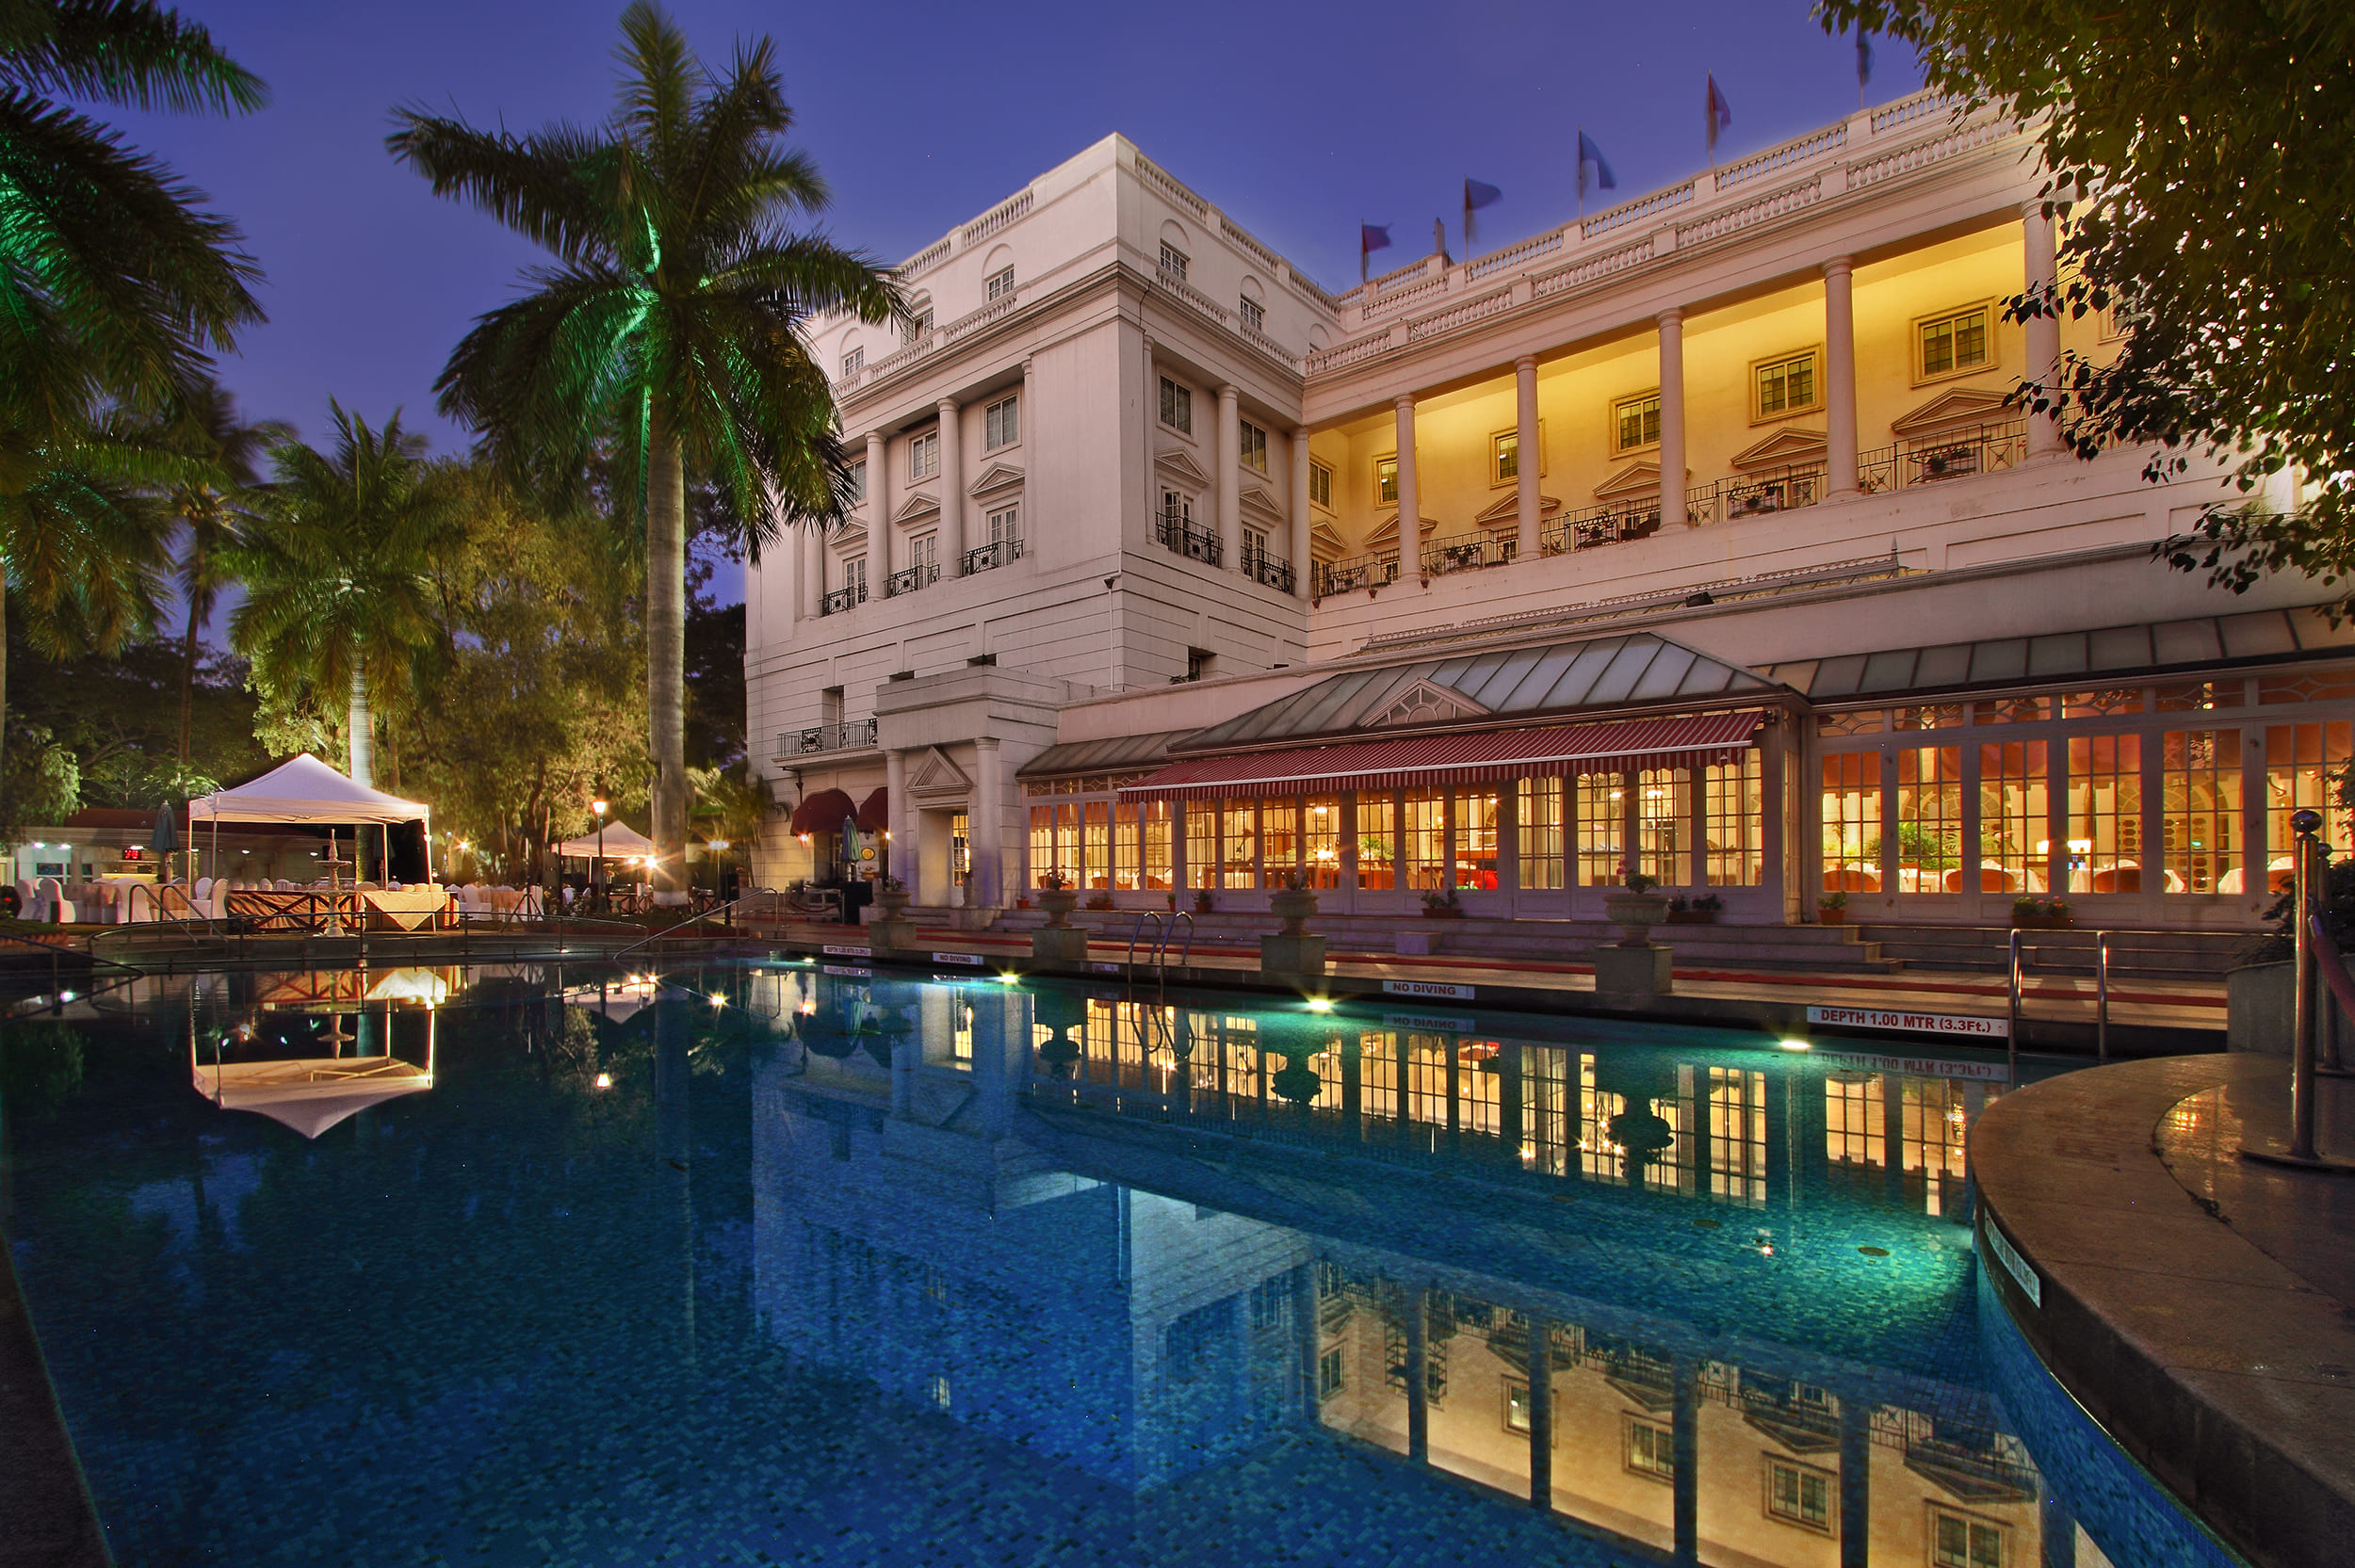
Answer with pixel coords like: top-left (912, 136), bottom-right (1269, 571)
top-left (1601, 891), bottom-right (1671, 946)
top-left (1038, 887), bottom-right (1081, 929)
top-left (873, 884), bottom-right (912, 920)
top-left (1270, 888), bottom-right (1319, 936)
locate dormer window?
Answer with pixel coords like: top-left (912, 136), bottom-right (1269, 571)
top-left (1159, 242), bottom-right (1189, 281)
top-left (1239, 296), bottom-right (1265, 331)
top-left (985, 267), bottom-right (1015, 301)
top-left (840, 346), bottom-right (864, 379)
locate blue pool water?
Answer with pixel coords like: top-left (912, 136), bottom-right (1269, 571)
top-left (0, 962), bottom-right (2238, 1566)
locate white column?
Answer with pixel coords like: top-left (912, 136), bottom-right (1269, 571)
top-left (937, 398), bottom-right (966, 572)
top-left (1142, 331), bottom-right (1161, 549)
top-left (1216, 383), bottom-right (1242, 570)
top-left (1657, 309), bottom-right (1687, 526)
top-left (972, 736), bottom-right (1004, 907)
top-left (2022, 203), bottom-right (2064, 459)
top-left (1393, 393), bottom-right (1421, 586)
top-left (865, 430), bottom-right (887, 590)
top-left (1823, 258), bottom-right (1859, 496)
top-left (884, 747), bottom-right (909, 882)
top-left (800, 518), bottom-right (821, 619)
top-left (1513, 354), bottom-right (1540, 559)
top-left (1288, 428), bottom-right (1313, 598)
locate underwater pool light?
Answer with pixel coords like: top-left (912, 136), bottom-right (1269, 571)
top-left (996, 972), bottom-right (1020, 984)
top-left (1778, 1039), bottom-right (1811, 1051)
top-left (1305, 997), bottom-right (1334, 1012)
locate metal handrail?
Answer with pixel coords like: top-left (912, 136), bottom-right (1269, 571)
top-left (609, 893), bottom-right (766, 964)
top-left (2006, 929), bottom-right (2023, 1081)
top-left (1164, 912), bottom-right (1196, 971)
top-left (1126, 911), bottom-right (1165, 970)
top-left (2095, 929), bottom-right (2111, 1061)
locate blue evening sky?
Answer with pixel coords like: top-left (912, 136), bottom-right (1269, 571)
top-left (119, 0), bottom-right (1919, 613)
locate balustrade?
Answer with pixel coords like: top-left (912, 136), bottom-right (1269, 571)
top-left (1540, 501), bottom-right (1665, 556)
top-left (1420, 530), bottom-right (1517, 577)
top-left (1316, 550), bottom-right (1401, 598)
top-left (1856, 420), bottom-right (2027, 494)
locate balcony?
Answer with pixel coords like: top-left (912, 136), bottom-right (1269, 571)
top-left (1157, 507), bottom-right (1223, 566)
top-left (820, 583), bottom-right (868, 616)
top-left (1540, 501), bottom-right (1664, 556)
top-left (885, 561), bottom-right (939, 598)
top-left (1859, 420), bottom-right (2027, 493)
top-left (964, 536), bottom-right (1023, 574)
top-left (1683, 461), bottom-right (1828, 527)
top-left (1421, 529), bottom-right (1517, 577)
top-left (1316, 550), bottom-right (1401, 598)
top-left (774, 719), bottom-right (877, 758)
top-left (1242, 547), bottom-right (1295, 593)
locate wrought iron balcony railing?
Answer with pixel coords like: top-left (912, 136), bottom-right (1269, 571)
top-left (774, 718), bottom-right (878, 758)
top-left (964, 536), bottom-right (1023, 574)
top-left (1157, 507), bottom-right (1223, 565)
top-left (1315, 550), bottom-right (1402, 598)
top-left (885, 561), bottom-right (938, 597)
top-left (1857, 419), bottom-right (2028, 494)
top-left (1420, 529), bottom-right (1518, 577)
top-left (820, 583), bottom-right (868, 616)
top-left (1242, 548), bottom-right (1295, 593)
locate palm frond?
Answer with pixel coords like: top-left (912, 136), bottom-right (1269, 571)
top-left (385, 113), bottom-right (623, 267)
top-left (0, 0), bottom-right (266, 115)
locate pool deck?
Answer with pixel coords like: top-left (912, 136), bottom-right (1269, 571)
top-left (1972, 1054), bottom-right (2355, 1568)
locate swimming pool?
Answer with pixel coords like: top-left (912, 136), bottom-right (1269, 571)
top-left (0, 962), bottom-right (2239, 1565)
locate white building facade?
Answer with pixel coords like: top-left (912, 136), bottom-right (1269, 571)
top-left (747, 93), bottom-right (2347, 933)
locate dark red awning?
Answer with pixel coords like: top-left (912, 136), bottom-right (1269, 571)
top-left (788, 787), bottom-right (857, 834)
top-left (855, 787), bottom-right (889, 832)
top-left (1118, 711), bottom-right (1765, 801)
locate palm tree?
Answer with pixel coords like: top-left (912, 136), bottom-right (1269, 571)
top-left (154, 380), bottom-right (284, 763)
top-left (228, 406), bottom-right (461, 787)
top-left (0, 0), bottom-right (265, 791)
top-left (389, 0), bottom-right (897, 901)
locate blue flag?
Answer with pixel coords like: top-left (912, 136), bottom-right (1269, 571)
top-left (1576, 129), bottom-right (1616, 202)
top-left (1462, 178), bottom-right (1502, 245)
top-left (1856, 30), bottom-right (1874, 89)
top-left (1706, 74), bottom-right (1733, 156)
top-left (1360, 222), bottom-right (1390, 283)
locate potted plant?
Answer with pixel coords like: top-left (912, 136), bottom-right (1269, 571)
top-left (1421, 887), bottom-right (1465, 919)
top-left (1194, 888), bottom-right (1216, 914)
top-left (2013, 895), bottom-right (2072, 930)
top-left (1665, 894), bottom-right (1722, 926)
top-left (1601, 865), bottom-right (1669, 945)
top-left (1270, 867), bottom-right (1320, 934)
top-left (872, 874), bottom-right (912, 919)
top-left (1818, 890), bottom-right (1848, 925)
top-left (1037, 868), bottom-right (1080, 928)
top-left (1084, 892), bottom-right (1114, 911)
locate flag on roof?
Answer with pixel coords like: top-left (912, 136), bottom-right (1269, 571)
top-left (1463, 177), bottom-right (1502, 246)
top-left (1359, 222), bottom-right (1391, 283)
top-left (1706, 73), bottom-right (1733, 157)
top-left (1856, 29), bottom-right (1874, 89)
top-left (1576, 129), bottom-right (1615, 203)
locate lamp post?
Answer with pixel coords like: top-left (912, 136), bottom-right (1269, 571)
top-left (593, 795), bottom-right (608, 913)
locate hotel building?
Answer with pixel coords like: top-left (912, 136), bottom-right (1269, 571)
top-left (744, 90), bottom-right (2345, 932)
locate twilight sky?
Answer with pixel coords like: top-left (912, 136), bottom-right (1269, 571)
top-left (119, 0), bottom-right (1923, 457)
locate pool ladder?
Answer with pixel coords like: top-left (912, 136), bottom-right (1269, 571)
top-left (1126, 911), bottom-right (1195, 980)
top-left (2006, 928), bottom-right (2114, 1078)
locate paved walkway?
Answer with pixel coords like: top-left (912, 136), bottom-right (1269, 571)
top-left (1972, 1054), bottom-right (2355, 1568)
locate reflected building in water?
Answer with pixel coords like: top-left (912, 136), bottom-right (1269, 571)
top-left (750, 972), bottom-right (2087, 1568)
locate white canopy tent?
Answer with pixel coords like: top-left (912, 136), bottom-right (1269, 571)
top-left (555, 821), bottom-right (656, 860)
top-left (189, 753), bottom-right (433, 886)
top-left (190, 1053), bottom-right (434, 1140)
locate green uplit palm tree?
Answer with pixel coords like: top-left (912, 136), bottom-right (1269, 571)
top-left (154, 379), bottom-right (284, 763)
top-left (228, 407), bottom-right (461, 787)
top-left (0, 0), bottom-right (265, 790)
top-left (388, 0), bottom-right (897, 901)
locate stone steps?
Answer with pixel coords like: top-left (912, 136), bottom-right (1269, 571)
top-left (1854, 923), bottom-right (2255, 980)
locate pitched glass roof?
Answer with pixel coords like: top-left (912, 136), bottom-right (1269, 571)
top-left (1016, 730), bottom-right (1193, 778)
top-left (1761, 606), bottom-right (2355, 700)
top-left (1174, 634), bottom-right (1783, 752)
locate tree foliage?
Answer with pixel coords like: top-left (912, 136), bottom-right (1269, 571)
top-left (1818, 1), bottom-right (2355, 607)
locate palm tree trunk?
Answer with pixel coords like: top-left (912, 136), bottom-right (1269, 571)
top-left (0, 585), bottom-right (9, 801)
top-left (647, 408), bottom-right (689, 905)
top-left (179, 594), bottom-right (202, 766)
top-left (349, 666), bottom-right (374, 786)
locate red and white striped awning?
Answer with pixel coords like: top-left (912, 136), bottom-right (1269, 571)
top-left (1119, 711), bottom-right (1766, 801)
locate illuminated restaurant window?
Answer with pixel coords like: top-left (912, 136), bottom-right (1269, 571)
top-left (2266, 721), bottom-right (2353, 874)
top-left (2063, 735), bottom-right (2139, 894)
top-left (1453, 788), bottom-right (1499, 890)
top-left (1636, 768), bottom-right (1688, 887)
top-left (1403, 790), bottom-right (1445, 891)
top-left (1894, 703), bottom-right (1966, 731)
top-left (1979, 740), bottom-right (2052, 893)
top-left (2063, 688), bottom-right (2143, 719)
top-left (1973, 695), bottom-right (2050, 724)
top-left (1574, 774), bottom-right (1624, 886)
top-left (1819, 709), bottom-right (1883, 736)
top-left (2161, 730), bottom-right (2237, 895)
top-left (1703, 754), bottom-right (1763, 886)
top-left (1082, 801), bottom-right (1110, 890)
top-left (1221, 799), bottom-right (1258, 888)
top-left (1356, 796), bottom-right (1395, 890)
top-left (2258, 668), bottom-right (2355, 704)
top-left (1825, 1074), bottom-right (1884, 1169)
top-left (2155, 679), bottom-right (2242, 712)
top-left (1261, 800), bottom-right (1299, 885)
top-left (1895, 747), bottom-right (1964, 893)
top-left (1304, 796), bottom-right (1342, 888)
top-left (1709, 1066), bottom-right (1767, 1206)
top-left (1518, 778), bottom-right (1565, 890)
top-left (1821, 753), bottom-right (1882, 893)
top-left (1186, 801), bottom-right (1216, 889)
